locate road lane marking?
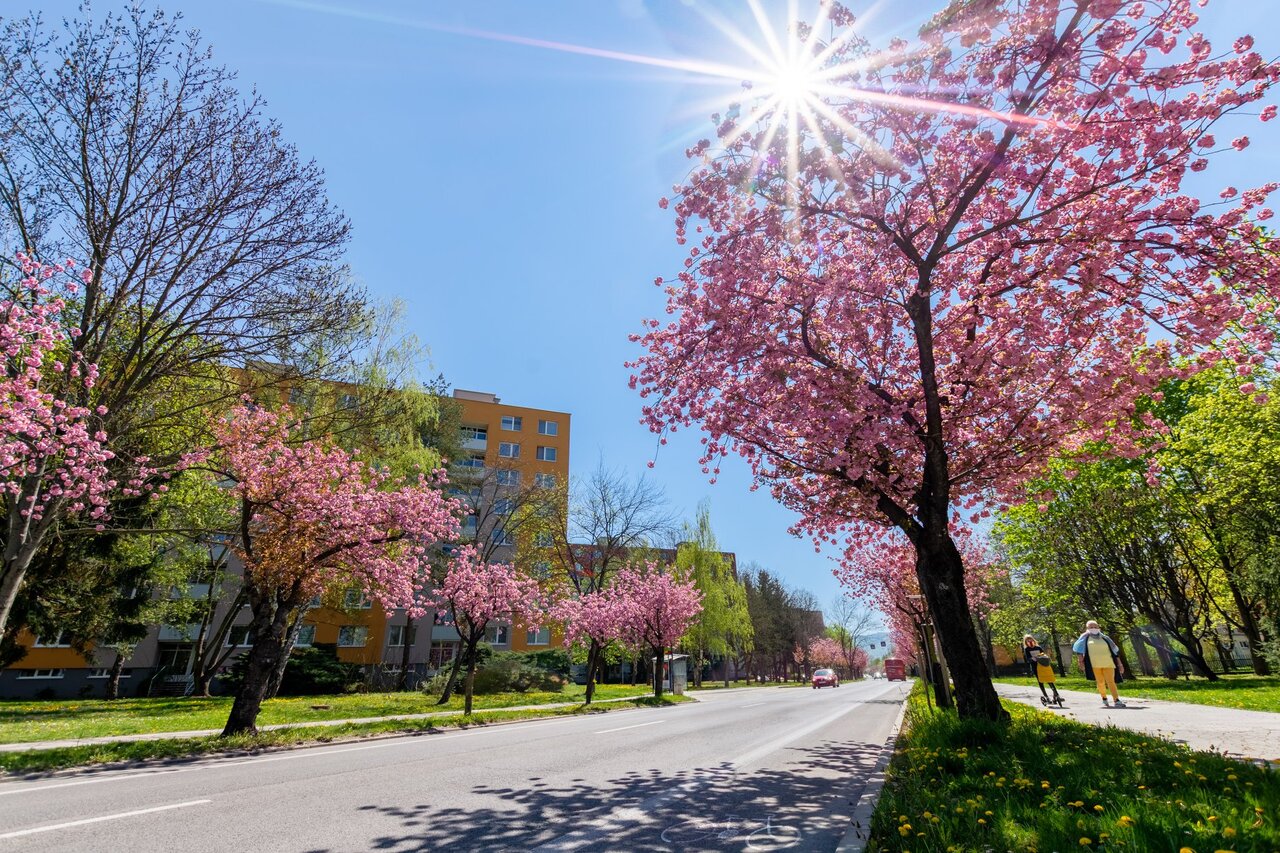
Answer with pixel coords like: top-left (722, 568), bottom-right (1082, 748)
top-left (0, 799), bottom-right (211, 840)
top-left (594, 719), bottom-right (664, 734)
top-left (742, 702), bottom-right (767, 708)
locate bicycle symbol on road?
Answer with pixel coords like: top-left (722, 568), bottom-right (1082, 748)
top-left (661, 814), bottom-right (801, 850)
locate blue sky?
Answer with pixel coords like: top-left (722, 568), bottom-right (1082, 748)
top-left (32, 0), bottom-right (1280, 612)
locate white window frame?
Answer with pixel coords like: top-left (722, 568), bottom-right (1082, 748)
top-left (535, 472), bottom-right (556, 489)
top-left (484, 624), bottom-right (510, 646)
top-left (33, 631), bottom-right (71, 648)
top-left (535, 533), bottom-right (555, 548)
top-left (295, 625), bottom-right (316, 647)
top-left (225, 626), bottom-right (254, 647)
top-left (501, 415), bottom-right (522, 431)
top-left (17, 669), bottom-right (64, 679)
top-left (88, 668), bottom-right (132, 679)
top-left (498, 442), bottom-right (521, 459)
top-left (537, 419), bottom-right (559, 436)
top-left (338, 626), bottom-right (369, 647)
top-left (387, 624), bottom-right (412, 647)
top-left (429, 642), bottom-right (458, 668)
top-left (536, 446), bottom-right (557, 462)
top-left (496, 469), bottom-right (521, 486)
top-left (525, 627), bottom-right (551, 646)
top-left (494, 529), bottom-right (516, 547)
top-left (493, 498), bottom-right (514, 515)
top-left (461, 426), bottom-right (487, 442)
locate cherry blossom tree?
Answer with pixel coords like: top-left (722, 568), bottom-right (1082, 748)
top-left (632, 0), bottom-right (1280, 719)
top-left (554, 589), bottom-right (625, 704)
top-left (612, 562), bottom-right (702, 699)
top-left (0, 255), bottom-right (116, 635)
top-left (434, 547), bottom-right (545, 715)
top-left (210, 405), bottom-right (459, 735)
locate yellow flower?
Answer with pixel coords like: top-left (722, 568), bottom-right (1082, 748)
top-left (978, 819), bottom-right (987, 826)
top-left (1207, 816), bottom-right (1217, 822)
top-left (1079, 838), bottom-right (1093, 847)
top-left (1223, 827), bottom-right (1237, 838)
top-left (1118, 816), bottom-right (1135, 827)
top-left (1179, 847), bottom-right (1195, 853)
top-left (1227, 774), bottom-right (1237, 781)
top-left (898, 824), bottom-right (912, 837)
top-left (899, 815), bottom-right (909, 823)
top-left (1093, 805), bottom-right (1104, 812)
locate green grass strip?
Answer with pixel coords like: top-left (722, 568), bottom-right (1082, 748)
top-left (869, 683), bottom-right (1279, 852)
top-left (0, 695), bottom-right (690, 775)
top-left (995, 673), bottom-right (1280, 714)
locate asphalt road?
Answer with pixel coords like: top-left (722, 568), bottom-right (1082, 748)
top-left (0, 678), bottom-right (910, 852)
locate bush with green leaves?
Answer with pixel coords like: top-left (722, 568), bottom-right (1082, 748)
top-left (218, 643), bottom-right (360, 697)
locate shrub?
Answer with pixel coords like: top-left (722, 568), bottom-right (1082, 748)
top-left (471, 652), bottom-right (567, 694)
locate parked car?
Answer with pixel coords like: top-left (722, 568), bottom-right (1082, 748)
top-left (811, 668), bottom-right (839, 689)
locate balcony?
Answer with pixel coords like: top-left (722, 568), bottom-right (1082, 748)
top-left (461, 436), bottom-right (487, 452)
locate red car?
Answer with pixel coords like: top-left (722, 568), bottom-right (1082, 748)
top-left (812, 668), bottom-right (839, 689)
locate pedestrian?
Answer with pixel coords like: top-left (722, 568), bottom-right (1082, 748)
top-left (1072, 619), bottom-right (1126, 707)
top-left (1022, 634), bottom-right (1044, 677)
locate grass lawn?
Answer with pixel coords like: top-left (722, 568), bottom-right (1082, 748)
top-left (868, 684), bottom-right (1280, 852)
top-left (686, 680), bottom-right (778, 691)
top-left (0, 694), bottom-right (692, 775)
top-left (0, 682), bottom-right (648, 744)
top-left (996, 672), bottom-right (1280, 714)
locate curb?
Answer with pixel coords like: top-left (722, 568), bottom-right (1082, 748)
top-left (836, 686), bottom-right (912, 852)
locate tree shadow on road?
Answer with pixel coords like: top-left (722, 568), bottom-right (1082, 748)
top-left (301, 738), bottom-right (885, 853)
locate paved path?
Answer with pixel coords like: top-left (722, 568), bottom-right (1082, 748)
top-left (0, 680), bottom-right (909, 852)
top-left (0, 694), bottom-right (654, 753)
top-left (995, 683), bottom-right (1280, 762)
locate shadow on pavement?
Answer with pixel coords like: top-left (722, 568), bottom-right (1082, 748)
top-left (305, 738), bottom-right (884, 853)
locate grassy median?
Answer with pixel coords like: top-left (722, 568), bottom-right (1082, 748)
top-left (0, 694), bottom-right (691, 775)
top-left (995, 673), bottom-right (1280, 714)
top-left (0, 682), bottom-right (648, 744)
top-left (869, 684), bottom-right (1279, 852)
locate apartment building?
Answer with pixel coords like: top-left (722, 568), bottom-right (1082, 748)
top-left (0, 388), bottom-right (571, 699)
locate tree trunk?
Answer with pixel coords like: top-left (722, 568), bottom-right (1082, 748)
top-left (1049, 626), bottom-right (1066, 676)
top-left (915, 534), bottom-right (1005, 720)
top-left (0, 545), bottom-right (37, 638)
top-left (105, 648), bottom-right (128, 700)
top-left (1130, 629), bottom-right (1155, 677)
top-left (631, 654), bottom-right (640, 685)
top-left (584, 640), bottom-right (599, 704)
top-left (436, 643), bottom-right (467, 704)
top-left (463, 640), bottom-right (479, 716)
top-left (222, 606), bottom-right (291, 737)
top-left (264, 611), bottom-right (306, 700)
top-left (652, 645), bottom-right (665, 699)
top-left (395, 616), bottom-right (415, 691)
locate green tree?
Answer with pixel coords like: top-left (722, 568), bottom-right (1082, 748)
top-left (677, 505), bottom-right (752, 686)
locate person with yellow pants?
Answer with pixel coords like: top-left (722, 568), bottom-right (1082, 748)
top-left (1072, 619), bottom-right (1126, 707)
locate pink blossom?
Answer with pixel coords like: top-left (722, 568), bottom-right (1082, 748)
top-left (1233, 136), bottom-right (1251, 151)
top-left (1262, 105), bottom-right (1277, 121)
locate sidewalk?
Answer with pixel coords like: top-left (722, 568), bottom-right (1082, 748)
top-left (0, 693), bottom-right (650, 753)
top-left (995, 683), bottom-right (1280, 763)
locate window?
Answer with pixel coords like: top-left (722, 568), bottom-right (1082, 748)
top-left (88, 668), bottom-right (132, 679)
top-left (501, 415), bottom-right (522, 431)
top-left (448, 485), bottom-right (482, 500)
top-left (17, 669), bottom-right (64, 679)
top-left (532, 561), bottom-right (553, 580)
top-left (340, 393), bottom-right (359, 410)
top-left (535, 472), bottom-right (556, 489)
top-left (288, 386), bottom-right (306, 405)
top-left (295, 625), bottom-right (316, 647)
top-left (498, 442), bottom-right (521, 459)
top-left (458, 454), bottom-right (486, 470)
top-left (343, 590), bottom-right (373, 610)
top-left (538, 419), bottom-right (559, 436)
top-left (460, 426), bottom-right (487, 442)
top-left (429, 642), bottom-right (458, 668)
top-left (496, 469), bottom-right (521, 486)
top-left (493, 498), bottom-right (514, 516)
top-left (338, 626), bottom-right (369, 647)
top-left (494, 529), bottom-right (516, 547)
top-left (34, 631), bottom-right (71, 648)
top-left (485, 625), bottom-right (510, 646)
top-left (388, 624), bottom-right (415, 647)
top-left (535, 533), bottom-right (555, 548)
top-left (526, 627), bottom-right (551, 646)
top-left (536, 446), bottom-right (557, 462)
top-left (225, 626), bottom-right (254, 647)
top-left (306, 595), bottom-right (322, 610)
top-left (462, 515), bottom-right (478, 534)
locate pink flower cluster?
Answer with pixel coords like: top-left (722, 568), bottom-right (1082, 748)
top-left (434, 546), bottom-right (545, 638)
top-left (557, 561), bottom-right (702, 653)
top-left (0, 254), bottom-right (113, 527)
top-left (212, 404), bottom-right (460, 614)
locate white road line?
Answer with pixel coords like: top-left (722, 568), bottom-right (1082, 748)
top-left (594, 719), bottom-right (664, 735)
top-left (742, 702), bottom-right (767, 708)
top-left (0, 799), bottom-right (211, 840)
